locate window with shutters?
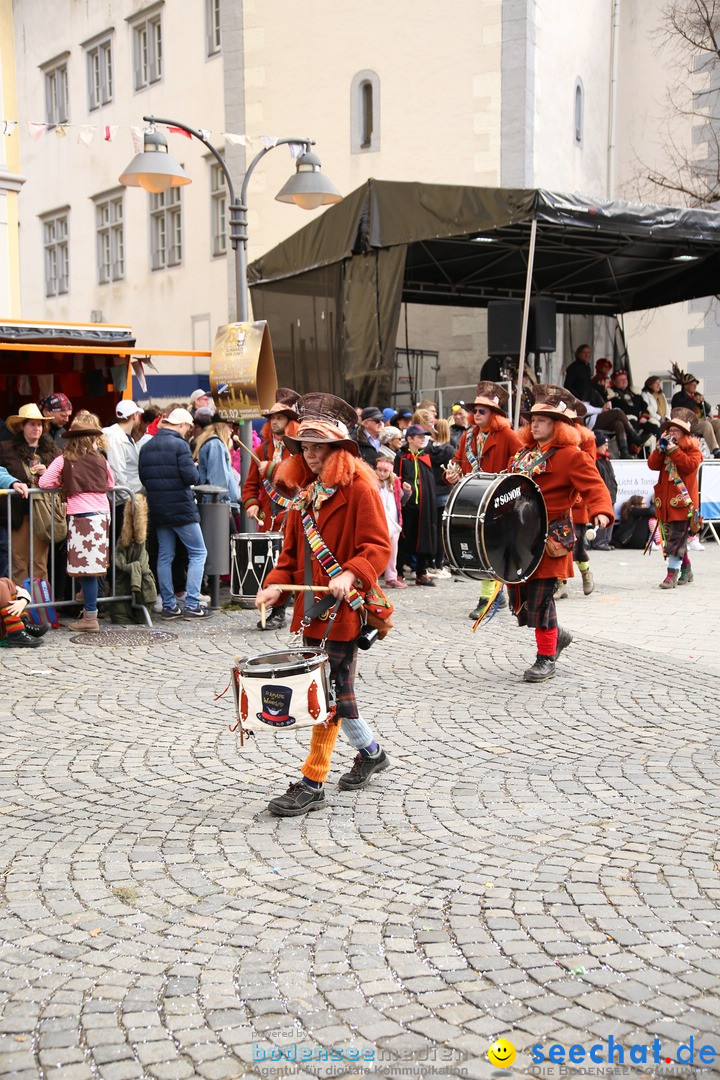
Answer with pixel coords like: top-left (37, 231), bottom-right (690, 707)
top-left (42, 56), bottom-right (69, 127)
top-left (85, 34), bottom-right (114, 110)
top-left (150, 186), bottom-right (182, 270)
top-left (129, 4), bottom-right (163, 90)
top-left (95, 192), bottom-right (124, 283)
top-left (206, 0), bottom-right (221, 56)
top-left (210, 161), bottom-right (227, 256)
top-left (42, 210), bottom-right (69, 296)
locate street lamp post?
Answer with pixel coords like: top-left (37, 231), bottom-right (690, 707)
top-left (119, 115), bottom-right (342, 323)
top-left (119, 116), bottom-right (342, 542)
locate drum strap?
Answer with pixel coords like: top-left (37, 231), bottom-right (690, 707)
top-left (303, 538), bottom-right (339, 628)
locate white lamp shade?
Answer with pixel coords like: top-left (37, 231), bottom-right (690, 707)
top-left (274, 151), bottom-right (342, 208)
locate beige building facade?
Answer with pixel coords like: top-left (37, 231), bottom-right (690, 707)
top-left (8, 0), bottom-right (719, 407)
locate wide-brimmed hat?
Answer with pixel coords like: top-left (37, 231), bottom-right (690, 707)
top-left (263, 387), bottom-right (301, 420)
top-left (535, 384), bottom-right (587, 421)
top-left (65, 425), bottom-right (103, 438)
top-left (659, 407), bottom-right (695, 435)
top-left (6, 403), bottom-right (52, 435)
top-left (472, 381), bottom-right (509, 415)
top-left (522, 386), bottom-right (578, 425)
top-left (283, 393), bottom-right (359, 456)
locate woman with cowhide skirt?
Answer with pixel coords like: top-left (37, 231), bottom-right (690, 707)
top-left (506, 388), bottom-right (614, 683)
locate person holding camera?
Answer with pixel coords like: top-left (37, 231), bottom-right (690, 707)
top-left (255, 393), bottom-right (392, 818)
top-left (647, 407), bottom-right (703, 589)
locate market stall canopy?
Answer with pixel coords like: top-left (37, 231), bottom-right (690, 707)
top-left (248, 180), bottom-right (720, 403)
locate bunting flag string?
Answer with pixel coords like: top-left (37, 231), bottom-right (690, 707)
top-left (3, 118), bottom-right (302, 155)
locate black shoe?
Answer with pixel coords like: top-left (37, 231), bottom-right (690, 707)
top-left (415, 575), bottom-right (436, 587)
top-left (4, 629), bottom-right (43, 648)
top-left (338, 749), bottom-right (391, 791)
top-left (182, 605), bottom-right (213, 619)
top-left (22, 620), bottom-right (49, 638)
top-left (555, 627), bottom-right (573, 658)
top-left (257, 607), bottom-right (286, 631)
top-left (267, 780), bottom-right (326, 817)
top-left (713, 449), bottom-right (720, 460)
top-left (469, 600), bottom-right (487, 619)
top-left (523, 654), bottom-right (556, 682)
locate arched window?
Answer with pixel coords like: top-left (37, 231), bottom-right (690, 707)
top-left (351, 70), bottom-right (380, 153)
top-left (574, 78), bottom-right (584, 146)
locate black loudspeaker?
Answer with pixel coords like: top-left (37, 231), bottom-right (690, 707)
top-left (487, 300), bottom-right (522, 355)
top-left (529, 296), bottom-right (557, 353)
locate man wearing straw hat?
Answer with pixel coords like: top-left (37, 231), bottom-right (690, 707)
top-left (255, 393), bottom-right (392, 817)
top-left (241, 389), bottom-right (300, 631)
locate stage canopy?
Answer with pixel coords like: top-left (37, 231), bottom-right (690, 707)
top-left (248, 180), bottom-right (720, 404)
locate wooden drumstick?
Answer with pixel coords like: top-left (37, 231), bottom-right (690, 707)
top-left (237, 441), bottom-right (263, 467)
top-left (260, 601), bottom-right (266, 628)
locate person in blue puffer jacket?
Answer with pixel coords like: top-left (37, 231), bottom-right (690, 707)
top-left (138, 408), bottom-right (212, 620)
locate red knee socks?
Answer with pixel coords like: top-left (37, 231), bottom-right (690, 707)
top-left (535, 627), bottom-right (558, 656)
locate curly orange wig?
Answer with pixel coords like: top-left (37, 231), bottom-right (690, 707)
top-left (275, 447), bottom-right (377, 492)
top-left (518, 420), bottom-right (581, 448)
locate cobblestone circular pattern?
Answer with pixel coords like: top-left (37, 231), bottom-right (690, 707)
top-left (1, 589), bottom-right (719, 1080)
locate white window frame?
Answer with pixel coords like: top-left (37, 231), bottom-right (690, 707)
top-left (206, 0), bottom-right (221, 57)
top-left (351, 70), bottom-right (381, 153)
top-left (95, 190), bottom-right (125, 284)
top-left (84, 32), bottom-right (114, 111)
top-left (42, 209), bottom-right (70, 297)
top-left (129, 3), bottom-right (163, 91)
top-left (42, 54), bottom-right (70, 127)
top-left (210, 160), bottom-right (227, 257)
top-left (150, 186), bottom-right (182, 270)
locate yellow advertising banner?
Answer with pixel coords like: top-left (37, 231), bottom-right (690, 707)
top-left (209, 321), bottom-right (278, 420)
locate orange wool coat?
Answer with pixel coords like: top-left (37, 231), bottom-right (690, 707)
top-left (509, 424), bottom-right (614, 580)
top-left (647, 437), bottom-right (703, 523)
top-left (451, 415), bottom-right (523, 477)
top-left (264, 450), bottom-right (391, 641)
top-left (572, 425), bottom-right (597, 526)
top-left (240, 422), bottom-right (297, 531)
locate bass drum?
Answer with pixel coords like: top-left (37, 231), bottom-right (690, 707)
top-left (442, 472), bottom-right (547, 583)
top-left (230, 532), bottom-right (283, 608)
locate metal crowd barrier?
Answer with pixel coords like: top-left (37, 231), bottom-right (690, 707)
top-left (0, 486), bottom-right (153, 627)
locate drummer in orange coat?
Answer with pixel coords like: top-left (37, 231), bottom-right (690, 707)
top-left (647, 407), bottom-right (703, 589)
top-left (241, 388), bottom-right (300, 631)
top-left (255, 393), bottom-right (392, 818)
top-left (445, 381), bottom-right (522, 619)
top-left (507, 388), bottom-right (614, 683)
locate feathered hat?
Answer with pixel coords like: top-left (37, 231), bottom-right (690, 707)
top-left (669, 362), bottom-right (699, 387)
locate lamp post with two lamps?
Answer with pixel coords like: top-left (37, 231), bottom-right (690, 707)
top-left (119, 115), bottom-right (342, 322)
top-left (119, 116), bottom-right (342, 548)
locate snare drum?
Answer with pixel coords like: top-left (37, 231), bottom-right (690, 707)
top-left (442, 472), bottom-right (547, 583)
top-left (231, 648), bottom-right (334, 746)
top-left (230, 532), bottom-right (283, 606)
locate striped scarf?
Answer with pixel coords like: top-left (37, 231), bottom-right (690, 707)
top-left (465, 429), bottom-right (488, 472)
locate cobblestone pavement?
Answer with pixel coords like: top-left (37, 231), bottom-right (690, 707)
top-left (1, 545), bottom-right (719, 1080)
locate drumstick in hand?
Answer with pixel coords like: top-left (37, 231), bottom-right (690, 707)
top-left (260, 601), bottom-right (266, 629)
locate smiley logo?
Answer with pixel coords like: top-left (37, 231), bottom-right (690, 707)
top-left (488, 1038), bottom-right (516, 1068)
